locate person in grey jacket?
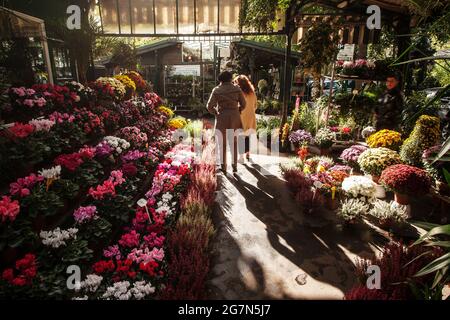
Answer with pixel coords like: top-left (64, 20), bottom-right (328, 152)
top-left (207, 71), bottom-right (246, 173)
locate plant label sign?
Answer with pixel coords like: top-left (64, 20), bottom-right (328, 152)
top-left (337, 44), bottom-right (355, 61)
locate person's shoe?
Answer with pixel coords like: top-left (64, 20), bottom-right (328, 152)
top-left (232, 165), bottom-right (238, 173)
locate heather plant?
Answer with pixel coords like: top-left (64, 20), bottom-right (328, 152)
top-left (345, 242), bottom-right (444, 300)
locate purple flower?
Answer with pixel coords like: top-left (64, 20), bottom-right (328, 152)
top-left (288, 129), bottom-right (313, 145)
top-left (121, 149), bottom-right (145, 162)
top-left (340, 145), bottom-right (368, 164)
top-left (95, 142), bottom-right (113, 158)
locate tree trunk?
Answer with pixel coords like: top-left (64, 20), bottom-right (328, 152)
top-left (311, 74), bottom-right (321, 101)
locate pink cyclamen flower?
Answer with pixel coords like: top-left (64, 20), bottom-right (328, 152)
top-left (26, 89), bottom-right (36, 96)
top-left (0, 196), bottom-right (20, 223)
top-left (103, 245), bottom-right (122, 260)
top-left (23, 99), bottom-right (34, 107)
top-left (34, 97), bottom-right (46, 107)
top-left (73, 205), bottom-right (97, 224)
top-left (12, 87), bottom-right (26, 97)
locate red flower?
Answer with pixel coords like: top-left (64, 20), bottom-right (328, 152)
top-left (380, 164), bottom-right (432, 196)
top-left (9, 123), bottom-right (34, 138)
top-left (54, 153), bottom-right (83, 171)
top-left (92, 260), bottom-right (115, 274)
top-left (2, 268), bottom-right (14, 281)
top-left (139, 261), bottom-right (158, 277)
top-left (341, 127), bottom-right (352, 134)
top-left (118, 230), bottom-right (140, 248)
top-left (121, 163), bottom-right (138, 177)
top-left (1, 253), bottom-right (37, 286)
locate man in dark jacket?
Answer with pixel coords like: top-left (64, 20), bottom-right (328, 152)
top-left (375, 73), bottom-right (404, 131)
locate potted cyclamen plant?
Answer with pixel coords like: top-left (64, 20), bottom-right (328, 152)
top-left (380, 164), bottom-right (432, 206)
top-left (314, 127), bottom-right (335, 155)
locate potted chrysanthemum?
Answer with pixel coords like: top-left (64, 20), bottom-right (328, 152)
top-left (380, 164), bottom-right (432, 206)
top-left (315, 127), bottom-right (335, 155)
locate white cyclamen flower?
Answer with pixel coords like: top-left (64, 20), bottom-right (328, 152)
top-left (102, 281), bottom-right (132, 300)
top-left (40, 227), bottom-right (78, 248)
top-left (130, 281), bottom-right (155, 300)
top-left (76, 274), bottom-right (103, 293)
top-left (39, 165), bottom-right (61, 180)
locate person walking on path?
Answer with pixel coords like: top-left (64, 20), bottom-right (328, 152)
top-left (207, 71), bottom-right (246, 173)
top-left (374, 73), bottom-right (404, 131)
top-left (234, 75), bottom-right (257, 162)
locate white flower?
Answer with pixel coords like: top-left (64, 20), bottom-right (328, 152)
top-left (342, 176), bottom-right (376, 198)
top-left (76, 274), bottom-right (103, 293)
top-left (137, 198), bottom-right (147, 207)
top-left (102, 281), bottom-right (132, 300)
top-left (40, 227), bottom-right (78, 248)
top-left (72, 295), bottom-right (88, 300)
top-left (130, 281), bottom-right (155, 300)
top-left (39, 165), bottom-right (61, 180)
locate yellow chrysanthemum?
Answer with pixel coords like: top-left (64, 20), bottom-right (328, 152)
top-left (366, 129), bottom-right (402, 150)
top-left (114, 75), bottom-right (136, 91)
top-left (157, 106), bottom-right (175, 118)
top-left (168, 117), bottom-right (187, 129)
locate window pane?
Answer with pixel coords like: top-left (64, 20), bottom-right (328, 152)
top-left (154, 0), bottom-right (176, 34)
top-left (118, 0), bottom-right (131, 33)
top-left (99, 0), bottom-right (119, 33)
top-left (131, 0), bottom-right (155, 34)
top-left (196, 0), bottom-right (218, 33)
top-left (219, 0), bottom-right (240, 33)
top-left (178, 0), bottom-right (195, 34)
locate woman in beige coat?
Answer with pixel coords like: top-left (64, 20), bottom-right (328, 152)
top-left (234, 75), bottom-right (257, 161)
top-left (206, 71), bottom-right (246, 173)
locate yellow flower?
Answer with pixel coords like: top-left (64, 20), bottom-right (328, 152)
top-left (114, 75), bottom-right (136, 91)
top-left (168, 117), bottom-right (187, 129)
top-left (157, 106), bottom-right (174, 118)
top-left (366, 129), bottom-right (402, 150)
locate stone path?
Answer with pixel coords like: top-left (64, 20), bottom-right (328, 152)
top-left (207, 153), bottom-right (387, 300)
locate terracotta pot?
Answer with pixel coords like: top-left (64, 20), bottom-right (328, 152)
top-left (372, 175), bottom-right (380, 184)
top-left (394, 192), bottom-right (410, 205)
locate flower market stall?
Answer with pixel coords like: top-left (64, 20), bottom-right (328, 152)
top-left (0, 71), bottom-right (217, 299)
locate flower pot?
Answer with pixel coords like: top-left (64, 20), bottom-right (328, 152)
top-left (394, 192), bottom-right (410, 205)
top-left (325, 196), bottom-right (339, 210)
top-left (372, 175), bottom-right (380, 184)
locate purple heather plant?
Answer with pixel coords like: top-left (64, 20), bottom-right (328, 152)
top-left (340, 145), bottom-right (368, 165)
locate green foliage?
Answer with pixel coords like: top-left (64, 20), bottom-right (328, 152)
top-left (110, 43), bottom-right (138, 70)
top-left (400, 115), bottom-right (441, 166)
top-left (412, 223), bottom-right (450, 289)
